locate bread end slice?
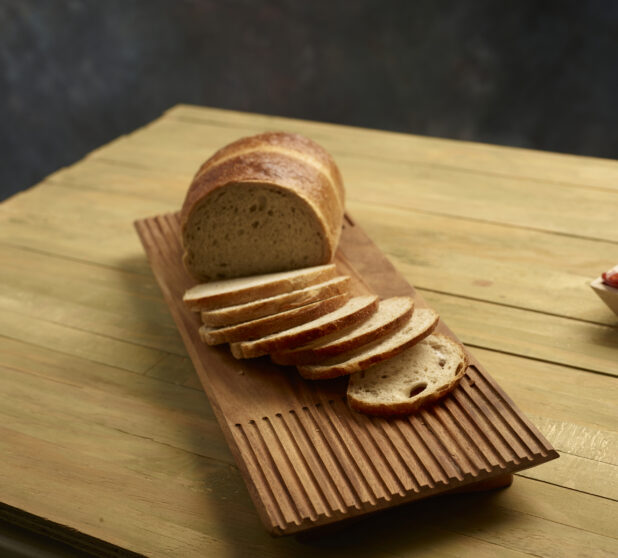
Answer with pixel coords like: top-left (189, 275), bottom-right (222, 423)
top-left (347, 333), bottom-right (468, 417)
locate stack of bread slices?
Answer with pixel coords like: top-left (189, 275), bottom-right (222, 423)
top-left (184, 264), bottom-right (468, 416)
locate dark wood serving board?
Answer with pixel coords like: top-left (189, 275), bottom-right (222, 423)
top-left (135, 212), bottom-right (558, 536)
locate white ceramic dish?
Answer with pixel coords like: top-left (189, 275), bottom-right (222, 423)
top-left (591, 276), bottom-right (618, 316)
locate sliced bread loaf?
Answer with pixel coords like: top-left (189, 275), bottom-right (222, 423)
top-left (297, 307), bottom-right (439, 380)
top-left (201, 276), bottom-right (351, 326)
top-left (347, 334), bottom-right (468, 416)
top-left (199, 293), bottom-right (350, 345)
top-left (230, 295), bottom-right (379, 359)
top-left (183, 264), bottom-right (337, 311)
top-left (180, 132), bottom-right (345, 282)
top-left (271, 296), bottom-right (414, 365)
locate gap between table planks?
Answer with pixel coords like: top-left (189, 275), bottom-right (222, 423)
top-left (1, 335), bottom-right (615, 556)
top-left (2, 181), bottom-right (616, 377)
top-left (67, 115), bottom-right (618, 241)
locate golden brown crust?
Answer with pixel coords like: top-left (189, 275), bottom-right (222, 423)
top-left (271, 301), bottom-right (414, 366)
top-left (297, 313), bottom-right (438, 380)
top-left (346, 334), bottom-right (469, 417)
top-left (182, 152), bottom-right (342, 250)
top-left (200, 293), bottom-right (350, 345)
top-left (183, 264), bottom-right (338, 311)
top-left (180, 132), bottom-right (345, 276)
top-left (231, 296), bottom-right (379, 359)
top-left (201, 276), bottom-right (351, 327)
top-left (194, 131), bottom-right (344, 200)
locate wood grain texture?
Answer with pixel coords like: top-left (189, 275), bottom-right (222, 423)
top-left (135, 211), bottom-right (558, 535)
top-left (166, 104), bottom-right (618, 193)
top-left (79, 116), bottom-right (618, 241)
top-left (1, 104), bottom-right (617, 557)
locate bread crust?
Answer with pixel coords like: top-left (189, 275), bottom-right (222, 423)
top-left (191, 131), bottom-right (344, 205)
top-left (183, 264), bottom-right (338, 311)
top-left (271, 298), bottom-right (414, 365)
top-left (199, 293), bottom-right (350, 345)
top-left (201, 276), bottom-right (351, 327)
top-left (230, 296), bottom-right (379, 359)
top-left (297, 311), bottom-right (438, 380)
top-left (181, 132), bottom-right (345, 281)
top-left (347, 334), bottom-right (469, 417)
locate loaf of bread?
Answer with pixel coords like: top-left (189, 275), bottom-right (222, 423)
top-left (180, 132), bottom-right (345, 282)
top-left (180, 133), bottom-right (463, 417)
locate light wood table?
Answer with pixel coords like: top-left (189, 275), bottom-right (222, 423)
top-left (1, 105), bottom-right (616, 557)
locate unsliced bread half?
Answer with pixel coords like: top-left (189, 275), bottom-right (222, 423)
top-left (230, 295), bottom-right (379, 359)
top-left (347, 333), bottom-right (468, 417)
top-left (183, 264), bottom-right (338, 311)
top-left (297, 307), bottom-right (439, 380)
top-left (180, 132), bottom-right (345, 282)
top-left (201, 276), bottom-right (351, 326)
top-left (271, 296), bottom-right (414, 365)
top-left (199, 293), bottom-right (350, 345)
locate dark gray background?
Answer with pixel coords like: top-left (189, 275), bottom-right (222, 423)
top-left (2, 0), bottom-right (617, 200)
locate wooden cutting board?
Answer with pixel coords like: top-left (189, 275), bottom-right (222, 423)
top-left (135, 212), bottom-right (558, 536)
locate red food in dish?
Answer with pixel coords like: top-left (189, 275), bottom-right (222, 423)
top-left (602, 269), bottom-right (618, 288)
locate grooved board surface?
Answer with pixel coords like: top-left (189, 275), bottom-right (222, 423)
top-left (135, 212), bottom-right (558, 535)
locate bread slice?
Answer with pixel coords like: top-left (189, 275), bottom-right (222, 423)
top-left (201, 276), bottom-right (351, 326)
top-left (199, 293), bottom-right (350, 345)
top-left (183, 264), bottom-right (338, 311)
top-left (347, 334), bottom-right (468, 417)
top-left (297, 307), bottom-right (439, 380)
top-left (230, 295), bottom-right (379, 359)
top-left (271, 297), bottom-right (414, 365)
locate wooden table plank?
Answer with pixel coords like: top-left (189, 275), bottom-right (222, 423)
top-left (28, 161), bottom-right (618, 326)
top-left (348, 200), bottom-right (616, 326)
top-left (3, 223), bottom-right (614, 375)
top-left (21, 156), bottom-right (616, 332)
top-left (0, 284), bottom-right (184, 356)
top-left (47, 158), bottom-right (189, 202)
top-left (0, 309), bottom-right (166, 374)
top-left (3, 182), bottom-right (175, 226)
top-left (4, 171), bottom-right (616, 331)
top-left (1, 351), bottom-right (615, 551)
top-left (1, 104), bottom-right (617, 556)
top-left (530, 420), bottom-right (616, 465)
top-left (7, 334), bottom-right (613, 491)
top-left (147, 347), bottom-right (618, 447)
top-left (2, 187), bottom-right (614, 375)
top-left (0, 247), bottom-right (184, 355)
top-left (0, 213), bottom-right (153, 275)
top-left (421, 290), bottom-right (618, 376)
top-left (518, 451), bottom-right (617, 500)
top-left (77, 118), bottom-right (618, 240)
top-left (1, 343), bottom-right (615, 556)
top-left (0, 250), bottom-right (174, 323)
top-left (166, 104), bottom-right (618, 193)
